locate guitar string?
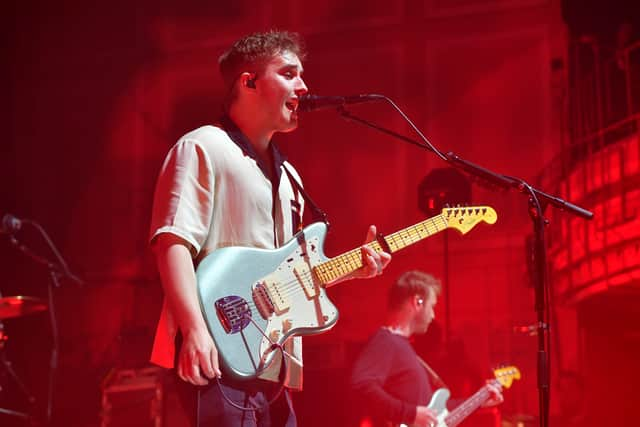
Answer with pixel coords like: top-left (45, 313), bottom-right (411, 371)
top-left (213, 212), bottom-right (481, 322)
top-left (240, 216), bottom-right (451, 305)
top-left (282, 209), bottom-right (486, 294)
top-left (262, 226), bottom-right (433, 298)
top-left (270, 216), bottom-right (450, 295)
top-left (446, 385), bottom-right (491, 425)
top-left (216, 218), bottom-right (448, 327)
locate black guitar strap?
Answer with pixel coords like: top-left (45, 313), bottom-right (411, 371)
top-left (282, 163), bottom-right (330, 229)
top-left (416, 354), bottom-right (448, 390)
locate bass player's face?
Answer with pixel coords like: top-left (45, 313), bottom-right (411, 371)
top-left (415, 289), bottom-right (437, 334)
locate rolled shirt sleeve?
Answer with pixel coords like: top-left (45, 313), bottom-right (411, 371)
top-left (150, 139), bottom-right (215, 255)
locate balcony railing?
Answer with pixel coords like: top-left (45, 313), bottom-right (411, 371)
top-left (538, 39), bottom-right (640, 304)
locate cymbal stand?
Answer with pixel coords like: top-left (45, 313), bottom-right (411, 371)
top-left (3, 219), bottom-right (83, 426)
top-left (0, 314), bottom-right (37, 423)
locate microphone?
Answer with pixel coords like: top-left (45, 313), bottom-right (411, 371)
top-left (298, 94), bottom-right (384, 112)
top-left (1, 213), bottom-right (23, 234)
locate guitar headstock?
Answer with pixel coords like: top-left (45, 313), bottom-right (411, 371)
top-left (442, 206), bottom-right (498, 234)
top-left (493, 365), bottom-right (521, 389)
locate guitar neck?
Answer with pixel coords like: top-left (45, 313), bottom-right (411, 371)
top-left (444, 382), bottom-right (494, 427)
top-left (314, 214), bottom-right (449, 285)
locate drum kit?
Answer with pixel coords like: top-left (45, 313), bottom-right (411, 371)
top-left (0, 296), bottom-right (47, 322)
top-left (1, 214), bottom-right (79, 425)
top-left (0, 294), bottom-right (48, 423)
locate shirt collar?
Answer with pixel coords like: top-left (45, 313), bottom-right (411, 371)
top-left (219, 114), bottom-right (287, 183)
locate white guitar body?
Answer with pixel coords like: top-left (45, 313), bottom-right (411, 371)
top-left (197, 223), bottom-right (338, 381)
top-left (196, 207), bottom-right (498, 382)
top-left (429, 388), bottom-right (452, 427)
top-left (398, 388), bottom-right (451, 427)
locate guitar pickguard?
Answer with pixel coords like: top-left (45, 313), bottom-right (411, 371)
top-left (257, 235), bottom-right (338, 362)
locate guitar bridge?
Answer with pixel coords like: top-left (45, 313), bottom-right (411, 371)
top-left (214, 296), bottom-right (251, 334)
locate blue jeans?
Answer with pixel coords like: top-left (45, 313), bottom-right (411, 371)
top-left (174, 375), bottom-right (297, 427)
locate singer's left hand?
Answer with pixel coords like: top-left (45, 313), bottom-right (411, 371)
top-left (354, 225), bottom-right (391, 279)
top-left (325, 225), bottom-right (391, 285)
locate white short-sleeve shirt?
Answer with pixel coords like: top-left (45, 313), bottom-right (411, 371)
top-left (149, 121), bottom-right (305, 387)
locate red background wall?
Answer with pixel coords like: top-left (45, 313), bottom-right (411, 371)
top-left (3, 1), bottom-right (631, 426)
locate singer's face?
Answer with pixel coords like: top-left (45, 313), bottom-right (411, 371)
top-left (256, 50), bottom-right (308, 133)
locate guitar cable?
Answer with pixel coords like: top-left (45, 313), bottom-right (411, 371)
top-left (214, 315), bottom-right (289, 412)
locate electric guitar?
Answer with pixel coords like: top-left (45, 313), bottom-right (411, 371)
top-left (196, 206), bottom-right (497, 381)
top-left (397, 365), bottom-right (521, 427)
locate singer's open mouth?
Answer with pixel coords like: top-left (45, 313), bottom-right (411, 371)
top-left (285, 99), bottom-right (298, 112)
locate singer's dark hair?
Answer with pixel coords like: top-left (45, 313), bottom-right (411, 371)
top-left (388, 270), bottom-right (441, 310)
top-left (218, 30), bottom-right (306, 96)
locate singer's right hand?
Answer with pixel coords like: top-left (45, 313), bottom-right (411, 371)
top-left (153, 234), bottom-right (223, 385)
top-left (178, 326), bottom-right (221, 385)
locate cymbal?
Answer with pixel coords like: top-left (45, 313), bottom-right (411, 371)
top-left (0, 296), bottom-right (48, 320)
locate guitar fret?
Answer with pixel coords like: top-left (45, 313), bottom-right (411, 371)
top-left (313, 207), bottom-right (495, 286)
top-left (387, 215), bottom-right (447, 252)
top-left (314, 242), bottom-right (383, 285)
top-left (445, 387), bottom-right (490, 427)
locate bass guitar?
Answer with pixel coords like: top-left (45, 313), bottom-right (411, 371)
top-left (196, 206), bottom-right (497, 381)
top-left (397, 365), bottom-right (521, 427)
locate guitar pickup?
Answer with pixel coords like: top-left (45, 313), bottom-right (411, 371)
top-left (293, 264), bottom-right (317, 299)
top-left (252, 284), bottom-right (274, 319)
top-left (263, 279), bottom-right (290, 315)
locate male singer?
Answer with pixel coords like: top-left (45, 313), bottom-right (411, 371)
top-left (149, 30), bottom-right (392, 426)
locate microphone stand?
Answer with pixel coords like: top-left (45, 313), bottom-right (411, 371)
top-left (5, 220), bottom-right (84, 426)
top-left (336, 100), bottom-right (593, 427)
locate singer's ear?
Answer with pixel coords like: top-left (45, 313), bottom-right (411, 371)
top-left (241, 72), bottom-right (257, 89)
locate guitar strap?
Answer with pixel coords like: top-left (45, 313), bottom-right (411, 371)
top-left (416, 354), bottom-right (448, 390)
top-left (282, 163), bottom-right (330, 229)
top-left (218, 114), bottom-right (329, 237)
